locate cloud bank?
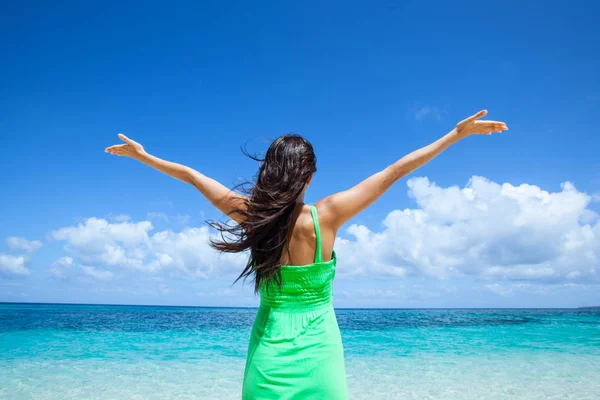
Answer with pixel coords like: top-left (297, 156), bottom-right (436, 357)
top-left (42, 176), bottom-right (599, 292)
top-left (335, 176), bottom-right (599, 284)
top-left (49, 218), bottom-right (245, 281)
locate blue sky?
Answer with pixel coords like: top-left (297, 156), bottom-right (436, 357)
top-left (1, 0), bottom-right (599, 307)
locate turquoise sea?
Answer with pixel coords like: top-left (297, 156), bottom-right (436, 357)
top-left (1, 304), bottom-right (599, 399)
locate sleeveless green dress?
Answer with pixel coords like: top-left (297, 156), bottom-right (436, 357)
top-left (242, 205), bottom-right (348, 399)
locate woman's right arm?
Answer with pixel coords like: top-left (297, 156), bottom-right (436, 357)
top-left (317, 110), bottom-right (507, 231)
top-left (105, 134), bottom-right (248, 223)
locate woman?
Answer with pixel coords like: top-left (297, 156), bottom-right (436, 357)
top-left (105, 110), bottom-right (507, 399)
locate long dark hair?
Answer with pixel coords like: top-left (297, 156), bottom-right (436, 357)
top-left (209, 134), bottom-right (317, 292)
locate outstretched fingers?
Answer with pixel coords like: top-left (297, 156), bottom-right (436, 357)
top-left (475, 121), bottom-right (508, 135)
top-left (105, 144), bottom-right (126, 155)
top-left (478, 120), bottom-right (507, 126)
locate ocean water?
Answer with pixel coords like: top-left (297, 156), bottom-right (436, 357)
top-left (1, 304), bottom-right (599, 400)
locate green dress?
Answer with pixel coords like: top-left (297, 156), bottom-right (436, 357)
top-left (242, 205), bottom-right (349, 399)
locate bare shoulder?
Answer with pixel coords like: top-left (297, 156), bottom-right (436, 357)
top-left (314, 198), bottom-right (339, 232)
top-left (287, 204), bottom-right (317, 242)
top-left (292, 203), bottom-right (325, 240)
top-left (296, 204), bottom-right (316, 229)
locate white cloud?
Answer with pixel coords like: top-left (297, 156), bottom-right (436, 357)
top-left (0, 254), bottom-right (29, 276)
top-left (49, 256), bottom-right (74, 279)
top-left (159, 284), bottom-right (172, 294)
top-left (336, 176), bottom-right (600, 284)
top-left (50, 257), bottom-right (114, 283)
top-left (196, 288), bottom-right (236, 297)
top-left (484, 283), bottom-right (514, 296)
top-left (50, 217), bottom-right (245, 279)
top-left (415, 106), bottom-right (444, 121)
top-left (51, 218), bottom-right (153, 270)
top-left (0, 236), bottom-right (42, 277)
top-left (6, 237), bottom-right (43, 254)
top-left (483, 282), bottom-right (593, 297)
top-left (148, 212), bottom-right (190, 226)
top-left (80, 265), bottom-right (114, 282)
top-left (111, 214), bottom-right (131, 222)
top-left (147, 212), bottom-right (169, 221)
top-left (354, 289), bottom-right (406, 299)
top-left (148, 211), bottom-right (191, 225)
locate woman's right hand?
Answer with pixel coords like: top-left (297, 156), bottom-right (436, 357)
top-left (105, 134), bottom-right (146, 159)
top-left (455, 110), bottom-right (508, 139)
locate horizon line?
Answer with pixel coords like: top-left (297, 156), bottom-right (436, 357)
top-left (1, 301), bottom-right (596, 310)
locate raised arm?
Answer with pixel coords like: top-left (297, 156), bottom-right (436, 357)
top-left (317, 110), bottom-right (507, 230)
top-left (105, 134), bottom-right (248, 223)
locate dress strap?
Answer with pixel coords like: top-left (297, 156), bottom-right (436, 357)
top-left (309, 205), bottom-right (323, 263)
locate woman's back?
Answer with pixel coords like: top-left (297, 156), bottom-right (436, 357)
top-left (279, 204), bottom-right (334, 267)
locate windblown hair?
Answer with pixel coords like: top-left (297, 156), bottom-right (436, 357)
top-left (209, 134), bottom-right (317, 292)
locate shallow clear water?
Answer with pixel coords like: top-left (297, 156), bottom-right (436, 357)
top-left (1, 304), bottom-right (599, 399)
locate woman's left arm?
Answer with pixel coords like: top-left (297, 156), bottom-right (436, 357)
top-left (105, 134), bottom-right (248, 223)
